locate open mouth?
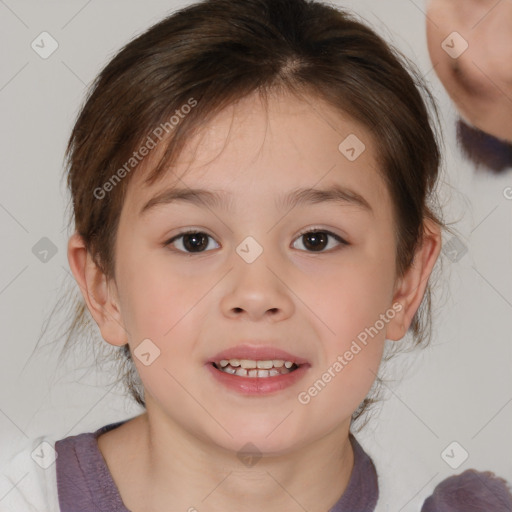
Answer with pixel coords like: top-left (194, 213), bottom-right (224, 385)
top-left (211, 359), bottom-right (300, 378)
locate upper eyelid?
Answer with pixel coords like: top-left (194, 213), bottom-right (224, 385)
top-left (296, 227), bottom-right (347, 240)
top-left (168, 227), bottom-right (346, 241)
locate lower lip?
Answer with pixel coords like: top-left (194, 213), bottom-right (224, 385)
top-left (205, 362), bottom-right (310, 395)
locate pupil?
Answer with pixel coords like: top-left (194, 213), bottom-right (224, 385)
top-left (304, 232), bottom-right (327, 251)
top-left (184, 233), bottom-right (208, 252)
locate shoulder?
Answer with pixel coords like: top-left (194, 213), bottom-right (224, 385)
top-left (53, 419), bottom-right (134, 512)
top-left (328, 433), bottom-right (379, 511)
top-left (0, 433), bottom-right (60, 512)
top-left (421, 469), bottom-right (512, 511)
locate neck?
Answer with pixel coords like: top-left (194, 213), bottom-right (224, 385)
top-left (120, 411), bottom-right (355, 512)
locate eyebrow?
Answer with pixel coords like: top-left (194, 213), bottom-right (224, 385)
top-left (139, 184), bottom-right (373, 217)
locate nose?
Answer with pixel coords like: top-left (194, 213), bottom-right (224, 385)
top-left (220, 250), bottom-right (295, 322)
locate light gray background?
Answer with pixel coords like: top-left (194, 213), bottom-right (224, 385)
top-left (0, 1), bottom-right (511, 511)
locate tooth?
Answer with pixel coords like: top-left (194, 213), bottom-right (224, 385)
top-left (272, 360), bottom-right (284, 367)
top-left (219, 360), bottom-right (229, 367)
top-left (229, 359), bottom-right (241, 367)
top-left (256, 360), bottom-right (273, 369)
top-left (219, 365), bottom-right (293, 377)
top-left (284, 361), bottom-right (293, 368)
top-left (240, 359), bottom-right (257, 369)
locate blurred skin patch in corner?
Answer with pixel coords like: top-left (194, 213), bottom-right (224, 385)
top-left (457, 119), bottom-right (512, 173)
top-left (426, 0), bottom-right (512, 170)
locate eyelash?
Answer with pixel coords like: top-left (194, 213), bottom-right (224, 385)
top-left (164, 227), bottom-right (349, 254)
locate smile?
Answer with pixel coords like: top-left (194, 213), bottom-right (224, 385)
top-left (212, 359), bottom-right (299, 378)
top-left (206, 360), bottom-right (310, 395)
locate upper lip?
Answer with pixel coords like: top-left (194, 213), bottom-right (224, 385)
top-left (207, 343), bottom-right (309, 365)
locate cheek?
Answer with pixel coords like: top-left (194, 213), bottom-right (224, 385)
top-left (117, 253), bottom-right (207, 345)
top-left (298, 263), bottom-right (390, 416)
top-left (319, 282), bottom-right (388, 380)
top-left (311, 250), bottom-right (395, 392)
top-left (119, 264), bottom-right (208, 401)
top-left (313, 249), bottom-right (396, 341)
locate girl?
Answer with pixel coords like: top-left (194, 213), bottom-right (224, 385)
top-left (5, 0), bottom-right (445, 510)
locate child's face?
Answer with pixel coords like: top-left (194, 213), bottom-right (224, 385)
top-left (109, 91), bottom-right (402, 453)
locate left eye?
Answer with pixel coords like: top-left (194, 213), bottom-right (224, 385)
top-left (292, 229), bottom-right (348, 252)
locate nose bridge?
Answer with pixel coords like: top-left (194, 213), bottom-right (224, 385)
top-left (220, 234), bottom-right (294, 320)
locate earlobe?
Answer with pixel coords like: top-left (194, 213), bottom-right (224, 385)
top-left (386, 220), bottom-right (442, 341)
top-left (67, 232), bottom-right (128, 346)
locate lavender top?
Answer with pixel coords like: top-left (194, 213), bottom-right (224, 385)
top-left (55, 419), bottom-right (379, 511)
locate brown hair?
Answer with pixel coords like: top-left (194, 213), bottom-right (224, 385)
top-left (35, 0), bottom-right (446, 431)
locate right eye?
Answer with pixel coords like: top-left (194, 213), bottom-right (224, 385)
top-left (164, 230), bottom-right (220, 254)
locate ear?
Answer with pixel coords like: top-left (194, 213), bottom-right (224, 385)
top-left (67, 232), bottom-right (128, 346)
top-left (386, 219), bottom-right (442, 341)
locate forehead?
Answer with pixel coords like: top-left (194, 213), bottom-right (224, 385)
top-left (124, 90), bottom-right (391, 219)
